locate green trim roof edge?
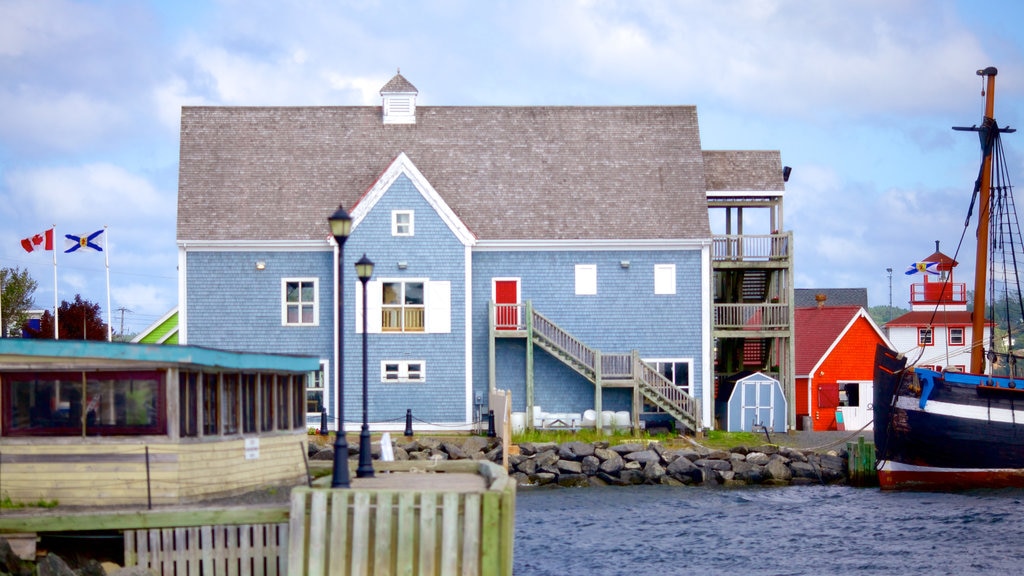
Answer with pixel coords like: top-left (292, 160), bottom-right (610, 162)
top-left (0, 339), bottom-right (320, 373)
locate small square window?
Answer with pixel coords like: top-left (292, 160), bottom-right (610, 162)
top-left (949, 328), bottom-right (965, 346)
top-left (919, 328), bottom-right (933, 346)
top-left (283, 278), bottom-right (318, 326)
top-left (380, 360), bottom-right (425, 383)
top-left (392, 211), bottom-right (414, 236)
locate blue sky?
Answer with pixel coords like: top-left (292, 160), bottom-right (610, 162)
top-left (2, 0), bottom-right (1024, 335)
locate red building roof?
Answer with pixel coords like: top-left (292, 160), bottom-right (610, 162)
top-left (795, 305), bottom-right (886, 376)
top-left (886, 310), bottom-right (975, 327)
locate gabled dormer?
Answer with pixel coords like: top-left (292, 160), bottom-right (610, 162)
top-left (380, 70), bottom-right (418, 125)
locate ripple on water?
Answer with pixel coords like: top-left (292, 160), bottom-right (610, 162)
top-left (514, 486), bottom-right (1024, 575)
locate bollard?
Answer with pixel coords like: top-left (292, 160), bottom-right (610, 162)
top-left (487, 409), bottom-right (496, 438)
top-left (404, 409), bottom-right (414, 437)
top-left (320, 409), bottom-right (328, 435)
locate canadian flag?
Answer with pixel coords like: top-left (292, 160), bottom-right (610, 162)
top-left (21, 229), bottom-right (54, 253)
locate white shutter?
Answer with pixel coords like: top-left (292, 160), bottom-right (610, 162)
top-left (425, 281), bottom-right (451, 333)
top-left (355, 280), bottom-right (383, 334)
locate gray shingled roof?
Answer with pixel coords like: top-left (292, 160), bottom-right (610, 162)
top-left (380, 71), bottom-right (418, 94)
top-left (703, 150), bottom-right (785, 191)
top-left (794, 288), bottom-right (869, 308)
top-left (177, 105), bottom-right (761, 243)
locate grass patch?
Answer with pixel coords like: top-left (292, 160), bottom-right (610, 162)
top-left (699, 430), bottom-right (773, 450)
top-left (512, 427), bottom-right (674, 446)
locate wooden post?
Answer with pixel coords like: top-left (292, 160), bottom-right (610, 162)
top-left (594, 350), bottom-right (602, 433)
top-left (846, 436), bottom-right (878, 487)
top-left (525, 301), bottom-right (534, 430)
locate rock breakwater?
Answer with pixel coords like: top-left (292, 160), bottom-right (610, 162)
top-left (310, 436), bottom-right (850, 487)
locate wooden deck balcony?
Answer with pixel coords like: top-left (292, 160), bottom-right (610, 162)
top-left (712, 233), bottom-right (792, 265)
top-left (714, 303), bottom-right (790, 331)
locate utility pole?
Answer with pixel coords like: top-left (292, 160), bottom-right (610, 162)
top-left (117, 306), bottom-right (132, 338)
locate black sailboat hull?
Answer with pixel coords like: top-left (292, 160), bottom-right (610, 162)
top-left (873, 343), bottom-right (1024, 490)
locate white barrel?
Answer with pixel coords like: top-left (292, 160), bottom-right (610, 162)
top-left (601, 411), bottom-right (615, 426)
top-left (614, 411), bottom-right (631, 428)
top-left (511, 412), bottom-right (526, 433)
top-left (582, 409), bottom-right (597, 426)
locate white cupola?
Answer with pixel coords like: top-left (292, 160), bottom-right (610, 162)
top-left (380, 69), bottom-right (418, 125)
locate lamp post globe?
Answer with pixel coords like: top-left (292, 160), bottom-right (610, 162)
top-left (355, 253), bottom-right (375, 478)
top-left (327, 205), bottom-right (352, 488)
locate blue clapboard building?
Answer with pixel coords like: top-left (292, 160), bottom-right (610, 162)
top-left (175, 72), bottom-right (786, 433)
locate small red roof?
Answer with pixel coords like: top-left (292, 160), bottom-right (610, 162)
top-left (886, 310), bottom-right (982, 327)
top-left (795, 305), bottom-right (872, 375)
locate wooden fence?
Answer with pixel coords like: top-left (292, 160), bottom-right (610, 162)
top-left (287, 461), bottom-right (516, 575)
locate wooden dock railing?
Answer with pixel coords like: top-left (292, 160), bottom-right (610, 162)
top-left (288, 460), bottom-right (516, 575)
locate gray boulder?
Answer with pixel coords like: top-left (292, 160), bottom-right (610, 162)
top-left (598, 453), bottom-right (624, 474)
top-left (624, 450), bottom-right (661, 465)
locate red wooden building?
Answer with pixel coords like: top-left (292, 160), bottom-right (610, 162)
top-left (795, 302), bottom-right (890, 431)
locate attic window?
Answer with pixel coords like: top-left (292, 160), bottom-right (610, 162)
top-left (392, 210), bottom-right (414, 236)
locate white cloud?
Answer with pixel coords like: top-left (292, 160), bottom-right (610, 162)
top-left (5, 163), bottom-right (173, 223)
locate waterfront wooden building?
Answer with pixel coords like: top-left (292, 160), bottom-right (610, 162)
top-left (0, 338), bottom-right (319, 506)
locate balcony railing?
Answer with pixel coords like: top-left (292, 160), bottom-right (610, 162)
top-left (910, 282), bottom-right (967, 305)
top-left (713, 233), bottom-right (791, 262)
top-left (714, 303), bottom-right (789, 330)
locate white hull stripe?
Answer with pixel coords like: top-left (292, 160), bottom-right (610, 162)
top-left (894, 395), bottom-right (1024, 425)
top-left (879, 460), bottom-right (1023, 474)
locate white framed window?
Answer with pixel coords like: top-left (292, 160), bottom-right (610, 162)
top-left (644, 358), bottom-right (693, 395)
top-left (654, 264), bottom-right (676, 295)
top-left (307, 360), bottom-right (327, 416)
top-left (358, 279), bottom-right (451, 334)
top-left (382, 281), bottom-right (425, 332)
top-left (392, 210), bottom-right (414, 236)
top-left (282, 278), bottom-right (318, 326)
top-left (949, 327), bottom-right (965, 346)
top-left (918, 327), bottom-right (933, 346)
top-left (381, 360), bottom-right (425, 383)
top-left (575, 264), bottom-right (597, 295)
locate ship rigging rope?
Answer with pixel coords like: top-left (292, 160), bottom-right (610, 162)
top-left (902, 125), bottom-right (1020, 375)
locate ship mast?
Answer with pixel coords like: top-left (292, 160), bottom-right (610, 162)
top-left (970, 67), bottom-right (998, 374)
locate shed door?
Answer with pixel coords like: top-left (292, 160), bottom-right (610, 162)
top-left (494, 279), bottom-right (520, 330)
top-left (741, 380), bottom-right (776, 431)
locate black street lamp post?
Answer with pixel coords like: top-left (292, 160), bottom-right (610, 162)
top-left (328, 205), bottom-right (353, 488)
top-left (355, 253), bottom-right (376, 478)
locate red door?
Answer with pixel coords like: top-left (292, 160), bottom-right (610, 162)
top-left (494, 280), bottom-right (520, 330)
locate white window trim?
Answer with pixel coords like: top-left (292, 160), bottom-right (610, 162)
top-left (948, 327), bottom-right (965, 346)
top-left (358, 278), bottom-right (451, 334)
top-left (654, 264), bottom-right (677, 295)
top-left (307, 360), bottom-right (328, 417)
top-left (643, 357), bottom-right (694, 394)
top-left (282, 277), bottom-right (319, 326)
top-left (919, 327), bottom-right (933, 346)
top-left (381, 360), bottom-right (426, 383)
top-left (392, 210), bottom-right (414, 236)
top-left (575, 264), bottom-right (597, 295)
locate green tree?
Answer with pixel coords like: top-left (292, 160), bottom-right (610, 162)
top-left (867, 305), bottom-right (908, 327)
top-left (0, 267), bottom-right (38, 337)
top-left (24, 294), bottom-right (109, 341)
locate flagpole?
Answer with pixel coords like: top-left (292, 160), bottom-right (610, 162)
top-left (52, 224), bottom-right (59, 340)
top-left (104, 225), bottom-right (111, 341)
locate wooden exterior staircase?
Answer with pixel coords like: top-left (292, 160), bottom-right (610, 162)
top-left (488, 301), bottom-right (701, 433)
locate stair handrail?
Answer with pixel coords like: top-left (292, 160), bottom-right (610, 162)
top-left (492, 301), bottom-right (701, 430)
top-left (531, 308), bottom-right (596, 372)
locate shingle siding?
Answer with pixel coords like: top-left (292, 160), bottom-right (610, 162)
top-left (344, 174), bottom-right (469, 424)
top-left (186, 250), bottom-right (334, 357)
top-left (472, 248), bottom-right (705, 414)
